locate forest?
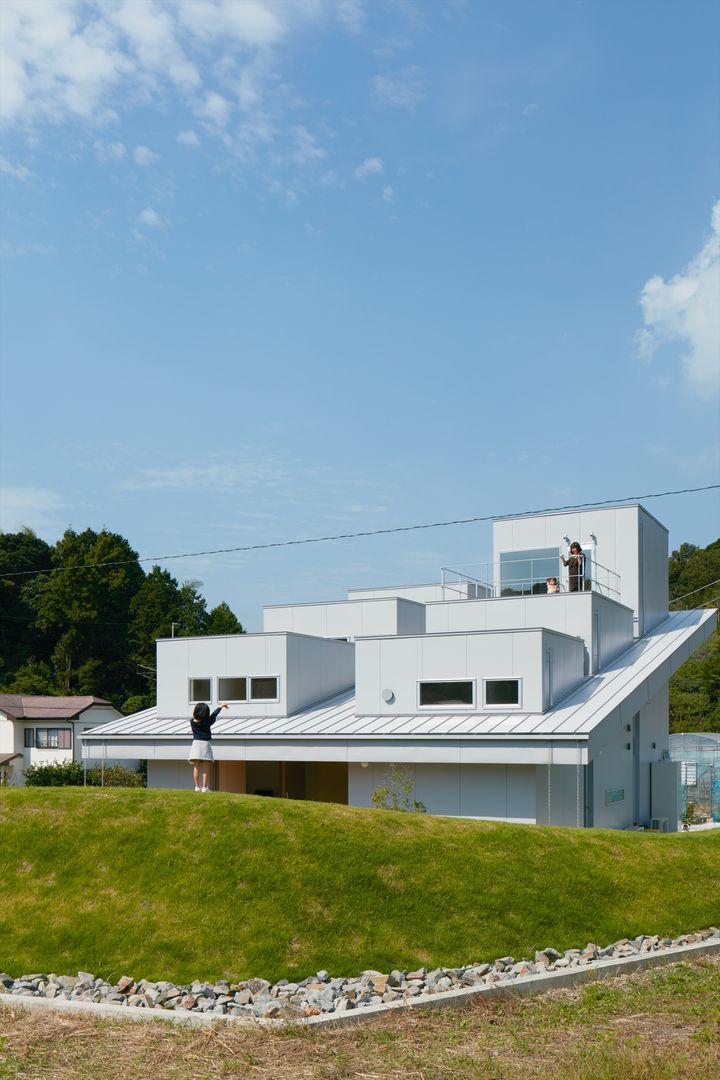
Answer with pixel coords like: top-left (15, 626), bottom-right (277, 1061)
top-left (0, 528), bottom-right (718, 729)
top-left (0, 528), bottom-right (244, 714)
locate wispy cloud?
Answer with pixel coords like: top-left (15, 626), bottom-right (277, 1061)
top-left (381, 184), bottom-right (394, 203)
top-left (354, 156), bottom-right (383, 180)
top-left (0, 241), bottom-right (54, 257)
top-left (371, 65), bottom-right (426, 109)
top-left (93, 139), bottom-right (126, 164)
top-left (636, 201), bottom-right (720, 395)
top-left (119, 455), bottom-right (285, 493)
top-left (133, 145), bottom-right (159, 167)
top-left (0, 154), bottom-right (30, 181)
top-left (135, 206), bottom-right (164, 229)
top-left (0, 485), bottom-right (65, 534)
top-left (176, 128), bottom-right (200, 147)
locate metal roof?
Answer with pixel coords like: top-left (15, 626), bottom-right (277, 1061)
top-left (82, 608), bottom-right (715, 744)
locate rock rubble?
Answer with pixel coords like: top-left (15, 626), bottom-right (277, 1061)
top-left (2, 928), bottom-right (718, 1022)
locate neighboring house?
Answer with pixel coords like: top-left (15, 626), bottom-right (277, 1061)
top-left (0, 695), bottom-right (122, 786)
top-left (81, 503), bottom-right (716, 830)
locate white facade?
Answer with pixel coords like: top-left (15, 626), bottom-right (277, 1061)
top-left (0, 697), bottom-right (122, 786)
top-left (81, 502), bottom-right (716, 831)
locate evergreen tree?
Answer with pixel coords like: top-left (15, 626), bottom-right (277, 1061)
top-left (0, 529), bottom-right (52, 687)
top-left (206, 601), bottom-right (245, 635)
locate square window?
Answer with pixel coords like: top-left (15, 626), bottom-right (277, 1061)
top-left (24, 729), bottom-right (35, 748)
top-left (484, 679), bottom-right (521, 707)
top-left (189, 678), bottom-right (211, 702)
top-left (249, 677), bottom-right (278, 701)
top-left (419, 681), bottom-right (474, 707)
top-left (218, 677), bottom-right (247, 701)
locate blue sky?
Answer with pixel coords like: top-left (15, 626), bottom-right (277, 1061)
top-left (1, 0), bottom-right (719, 630)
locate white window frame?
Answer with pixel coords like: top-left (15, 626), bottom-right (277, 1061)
top-left (189, 677), bottom-right (213, 703)
top-left (482, 678), bottom-right (523, 710)
top-left (218, 676), bottom-right (249, 702)
top-left (417, 679), bottom-right (476, 710)
top-left (248, 676), bottom-right (280, 703)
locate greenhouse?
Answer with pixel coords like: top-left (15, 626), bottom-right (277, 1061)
top-left (669, 732), bottom-right (720, 824)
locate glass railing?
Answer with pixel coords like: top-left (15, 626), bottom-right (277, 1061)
top-left (440, 553), bottom-right (621, 602)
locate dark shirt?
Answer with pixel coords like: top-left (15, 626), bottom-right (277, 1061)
top-left (190, 706), bottom-right (222, 741)
top-left (568, 553), bottom-right (584, 591)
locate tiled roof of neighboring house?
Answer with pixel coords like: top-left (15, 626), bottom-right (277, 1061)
top-left (82, 608), bottom-right (715, 744)
top-left (0, 695), bottom-right (113, 721)
top-left (0, 752), bottom-right (24, 765)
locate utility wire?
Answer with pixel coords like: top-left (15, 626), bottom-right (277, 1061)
top-left (669, 579), bottom-right (720, 604)
top-left (1, 482), bottom-right (718, 579)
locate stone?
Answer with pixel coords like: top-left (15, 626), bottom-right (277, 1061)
top-left (248, 978), bottom-right (271, 995)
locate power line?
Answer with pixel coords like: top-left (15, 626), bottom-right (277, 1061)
top-left (1, 482), bottom-right (718, 579)
top-left (670, 578), bottom-right (720, 605)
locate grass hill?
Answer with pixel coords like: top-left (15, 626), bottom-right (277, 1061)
top-left (2, 788), bottom-right (719, 986)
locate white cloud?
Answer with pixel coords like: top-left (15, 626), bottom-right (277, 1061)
top-left (336, 0), bottom-right (366, 34)
top-left (636, 201), bottom-right (720, 395)
top-left (523, 102), bottom-right (539, 116)
top-left (120, 457), bottom-right (284, 492)
top-left (93, 139), bottom-right (126, 163)
top-left (290, 125), bottom-right (326, 165)
top-left (176, 128), bottom-right (199, 146)
top-left (381, 184), bottom-right (394, 203)
top-left (0, 241), bottom-right (54, 257)
top-left (354, 156), bottom-right (383, 180)
top-left (371, 65), bottom-right (426, 109)
top-left (135, 206), bottom-right (164, 229)
top-left (133, 144), bottom-right (159, 166)
top-left (0, 485), bottom-right (65, 534)
top-left (197, 89), bottom-right (231, 127)
top-left (0, 154), bottom-right (29, 181)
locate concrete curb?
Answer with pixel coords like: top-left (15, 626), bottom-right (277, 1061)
top-left (2, 939), bottom-right (719, 1032)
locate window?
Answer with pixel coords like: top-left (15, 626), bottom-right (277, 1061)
top-left (484, 679), bottom-right (521, 707)
top-left (500, 548), bottom-right (560, 596)
top-left (218, 677), bottom-right (247, 701)
top-left (419, 681), bottom-right (474, 707)
top-left (249, 677), bottom-right (279, 701)
top-left (189, 678), bottom-right (211, 702)
top-left (35, 729), bottom-right (72, 749)
top-left (24, 729), bottom-right (35, 748)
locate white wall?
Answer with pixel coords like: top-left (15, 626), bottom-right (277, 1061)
top-left (492, 504), bottom-right (668, 639)
top-left (156, 633), bottom-right (354, 719)
top-left (347, 582), bottom-right (478, 603)
top-left (285, 636), bottom-right (355, 713)
top-left (263, 598), bottom-right (425, 640)
top-left (348, 762), bottom-right (536, 821)
top-left (535, 764), bottom-right (584, 827)
top-left (148, 760), bottom-right (193, 790)
top-left (355, 629), bottom-right (584, 716)
top-left (426, 593), bottom-right (633, 674)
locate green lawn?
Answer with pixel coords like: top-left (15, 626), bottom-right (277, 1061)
top-left (1, 788), bottom-right (719, 985)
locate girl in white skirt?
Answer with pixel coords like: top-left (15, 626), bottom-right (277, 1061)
top-left (188, 701), bottom-right (227, 791)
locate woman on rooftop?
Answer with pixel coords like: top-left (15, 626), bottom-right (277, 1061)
top-left (560, 542), bottom-right (585, 592)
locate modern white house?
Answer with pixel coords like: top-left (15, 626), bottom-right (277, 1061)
top-left (81, 503), bottom-right (716, 830)
top-left (0, 695), bottom-right (122, 785)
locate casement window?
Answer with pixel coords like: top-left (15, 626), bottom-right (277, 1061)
top-left (483, 679), bottom-right (522, 708)
top-left (35, 728), bottom-right (72, 750)
top-left (24, 729), bottom-right (35, 748)
top-left (418, 680), bottom-right (475, 708)
top-left (189, 678), bottom-right (212, 702)
top-left (217, 676), bottom-right (280, 702)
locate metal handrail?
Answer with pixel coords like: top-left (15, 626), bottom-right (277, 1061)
top-left (441, 553), bottom-right (621, 602)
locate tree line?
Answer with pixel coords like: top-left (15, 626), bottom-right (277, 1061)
top-left (668, 538), bottom-right (720, 734)
top-left (0, 527), bottom-right (244, 714)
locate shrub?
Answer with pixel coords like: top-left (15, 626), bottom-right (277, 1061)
top-left (372, 764), bottom-right (427, 813)
top-left (23, 761), bottom-right (146, 788)
top-left (24, 760), bottom-right (93, 787)
top-left (92, 765), bottom-right (146, 788)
